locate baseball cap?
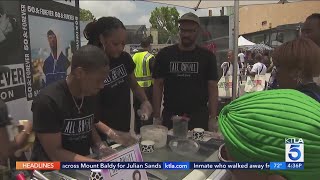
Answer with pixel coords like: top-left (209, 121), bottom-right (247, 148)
top-left (178, 12), bottom-right (200, 26)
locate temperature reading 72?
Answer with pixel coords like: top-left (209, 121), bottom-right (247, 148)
top-left (274, 163), bottom-right (283, 168)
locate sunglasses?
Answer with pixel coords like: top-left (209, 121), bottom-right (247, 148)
top-left (178, 26), bottom-right (197, 34)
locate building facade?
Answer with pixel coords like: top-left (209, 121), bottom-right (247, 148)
top-left (239, 1), bottom-right (320, 35)
top-left (238, 1), bottom-right (320, 46)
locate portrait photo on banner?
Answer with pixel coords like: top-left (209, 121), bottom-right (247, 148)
top-left (0, 1), bottom-right (22, 66)
top-left (28, 15), bottom-right (75, 92)
top-left (0, 1), bottom-right (26, 102)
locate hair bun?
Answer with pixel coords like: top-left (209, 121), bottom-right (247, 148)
top-left (83, 20), bottom-right (97, 40)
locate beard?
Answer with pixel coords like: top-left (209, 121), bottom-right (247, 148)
top-left (180, 37), bottom-right (195, 48)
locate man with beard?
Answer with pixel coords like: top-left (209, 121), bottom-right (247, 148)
top-left (152, 12), bottom-right (219, 131)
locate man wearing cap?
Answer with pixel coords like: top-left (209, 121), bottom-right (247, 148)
top-left (132, 37), bottom-right (155, 132)
top-left (152, 12), bottom-right (219, 131)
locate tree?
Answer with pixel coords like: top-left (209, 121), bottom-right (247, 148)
top-left (149, 7), bottom-right (179, 44)
top-left (80, 8), bottom-right (95, 21)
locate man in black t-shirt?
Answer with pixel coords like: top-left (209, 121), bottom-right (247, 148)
top-left (152, 12), bottom-right (219, 131)
top-left (31, 45), bottom-right (113, 161)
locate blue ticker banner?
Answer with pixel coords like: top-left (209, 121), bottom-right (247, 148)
top-left (59, 162), bottom-right (303, 170)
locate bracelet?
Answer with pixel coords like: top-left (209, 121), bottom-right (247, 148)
top-left (22, 129), bottom-right (31, 135)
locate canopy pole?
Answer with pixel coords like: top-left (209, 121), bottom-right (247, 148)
top-left (194, 0), bottom-right (202, 11)
top-left (232, 0), bottom-right (239, 100)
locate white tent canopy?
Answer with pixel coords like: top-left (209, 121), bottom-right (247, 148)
top-left (238, 36), bottom-right (255, 47)
top-left (145, 0), bottom-right (300, 9)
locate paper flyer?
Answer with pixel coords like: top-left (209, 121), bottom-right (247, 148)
top-left (99, 144), bottom-right (148, 180)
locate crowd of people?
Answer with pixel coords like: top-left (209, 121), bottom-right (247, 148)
top-left (218, 13), bottom-right (320, 180)
top-left (0, 10), bottom-right (319, 179)
top-left (220, 14), bottom-right (320, 98)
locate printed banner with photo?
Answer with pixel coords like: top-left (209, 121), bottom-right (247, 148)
top-left (0, 1), bottom-right (26, 102)
top-left (20, 0), bottom-right (80, 100)
top-left (28, 15), bottom-right (75, 96)
top-left (99, 144), bottom-right (148, 180)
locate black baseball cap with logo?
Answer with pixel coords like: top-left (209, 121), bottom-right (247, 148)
top-left (178, 12), bottom-right (200, 26)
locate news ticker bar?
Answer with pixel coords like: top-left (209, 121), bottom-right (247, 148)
top-left (16, 162), bottom-right (304, 170)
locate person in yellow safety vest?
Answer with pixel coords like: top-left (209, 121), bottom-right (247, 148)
top-left (133, 37), bottom-right (155, 87)
top-left (132, 37), bottom-right (155, 133)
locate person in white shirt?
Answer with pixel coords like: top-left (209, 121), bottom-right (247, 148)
top-left (238, 50), bottom-right (246, 75)
top-left (248, 53), bottom-right (267, 76)
top-left (238, 50), bottom-right (245, 64)
top-left (221, 50), bottom-right (240, 76)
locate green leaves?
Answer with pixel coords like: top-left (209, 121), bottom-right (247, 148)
top-left (149, 7), bottom-right (179, 44)
top-left (80, 8), bottom-right (95, 21)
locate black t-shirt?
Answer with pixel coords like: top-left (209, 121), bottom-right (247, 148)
top-left (31, 80), bottom-right (100, 161)
top-left (153, 45), bottom-right (218, 113)
top-left (0, 100), bottom-right (9, 127)
top-left (296, 83), bottom-right (320, 102)
top-left (99, 52), bottom-right (135, 131)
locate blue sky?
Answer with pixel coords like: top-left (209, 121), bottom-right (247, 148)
top-left (79, 1), bottom-right (221, 27)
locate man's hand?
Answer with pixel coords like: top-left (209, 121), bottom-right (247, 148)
top-left (139, 101), bottom-right (153, 120)
top-left (22, 120), bottom-right (33, 134)
top-left (208, 116), bottom-right (219, 132)
top-left (107, 129), bottom-right (138, 147)
top-left (92, 142), bottom-right (116, 159)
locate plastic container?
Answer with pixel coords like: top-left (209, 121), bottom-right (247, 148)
top-left (169, 139), bottom-right (200, 156)
top-left (172, 115), bottom-right (189, 139)
top-left (140, 125), bottom-right (168, 148)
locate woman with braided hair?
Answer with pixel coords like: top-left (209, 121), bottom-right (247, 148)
top-left (83, 17), bottom-right (150, 146)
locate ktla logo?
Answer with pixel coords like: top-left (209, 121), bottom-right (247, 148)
top-left (285, 138), bottom-right (304, 162)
